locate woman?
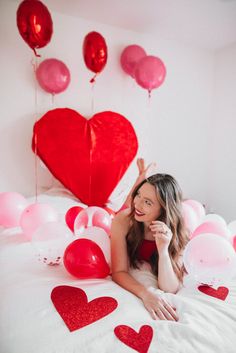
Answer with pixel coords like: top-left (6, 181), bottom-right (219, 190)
top-left (111, 159), bottom-right (189, 321)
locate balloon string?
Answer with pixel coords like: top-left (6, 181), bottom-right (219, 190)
top-left (91, 81), bottom-right (95, 116)
top-left (33, 48), bottom-right (41, 57)
top-left (32, 55), bottom-right (39, 203)
top-left (51, 93), bottom-right (55, 106)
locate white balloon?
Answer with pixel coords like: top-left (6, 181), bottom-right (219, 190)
top-left (203, 213), bottom-right (227, 227)
top-left (228, 220), bottom-right (236, 236)
top-left (31, 221), bottom-right (74, 266)
top-left (183, 233), bottom-right (236, 285)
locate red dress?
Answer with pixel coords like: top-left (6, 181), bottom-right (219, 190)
top-left (138, 239), bottom-right (157, 262)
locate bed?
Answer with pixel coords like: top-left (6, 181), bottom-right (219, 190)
top-left (1, 191), bottom-right (236, 353)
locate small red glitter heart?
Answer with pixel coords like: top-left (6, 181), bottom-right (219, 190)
top-left (198, 285), bottom-right (229, 300)
top-left (51, 285), bottom-right (118, 332)
top-left (114, 325), bottom-right (153, 353)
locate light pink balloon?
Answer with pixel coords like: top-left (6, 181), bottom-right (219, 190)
top-left (183, 199), bottom-right (205, 223)
top-left (0, 192), bottom-right (28, 227)
top-left (36, 58), bottom-right (71, 94)
top-left (74, 209), bottom-right (89, 234)
top-left (183, 233), bottom-right (235, 284)
top-left (20, 203), bottom-right (59, 240)
top-left (191, 221), bottom-right (229, 239)
top-left (92, 207), bottom-right (111, 235)
top-left (134, 55), bottom-right (166, 93)
top-left (74, 206), bottom-right (111, 235)
top-left (181, 202), bottom-right (199, 235)
top-left (120, 45), bottom-right (146, 78)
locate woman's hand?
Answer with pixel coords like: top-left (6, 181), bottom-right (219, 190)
top-left (149, 221), bottom-right (172, 252)
top-left (141, 290), bottom-right (178, 321)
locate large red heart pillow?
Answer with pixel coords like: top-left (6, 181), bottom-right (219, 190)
top-left (32, 108), bottom-right (138, 206)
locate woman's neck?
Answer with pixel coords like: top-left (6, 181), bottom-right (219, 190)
top-left (144, 223), bottom-right (154, 240)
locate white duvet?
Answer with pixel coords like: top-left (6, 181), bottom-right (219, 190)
top-left (0, 193), bottom-right (236, 353)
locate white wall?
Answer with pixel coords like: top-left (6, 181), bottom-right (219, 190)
top-left (207, 43), bottom-right (236, 223)
top-left (0, 1), bottom-right (222, 215)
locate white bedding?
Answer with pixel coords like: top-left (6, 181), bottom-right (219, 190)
top-left (1, 194), bottom-right (236, 353)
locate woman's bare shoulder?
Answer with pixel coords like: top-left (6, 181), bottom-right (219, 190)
top-left (111, 208), bottom-right (132, 233)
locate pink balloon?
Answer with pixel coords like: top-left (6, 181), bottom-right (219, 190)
top-left (120, 45), bottom-right (146, 78)
top-left (183, 199), bottom-right (205, 223)
top-left (134, 55), bottom-right (166, 93)
top-left (233, 235), bottom-right (236, 251)
top-left (0, 192), bottom-right (28, 227)
top-left (20, 203), bottom-right (59, 240)
top-left (181, 202), bottom-right (199, 235)
top-left (36, 58), bottom-right (71, 94)
top-left (191, 221), bottom-right (229, 239)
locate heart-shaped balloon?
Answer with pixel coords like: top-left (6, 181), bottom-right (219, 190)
top-left (51, 286), bottom-right (118, 332)
top-left (32, 108), bottom-right (138, 206)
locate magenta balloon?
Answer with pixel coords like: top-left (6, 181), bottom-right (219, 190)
top-left (120, 45), bottom-right (146, 78)
top-left (134, 55), bottom-right (166, 92)
top-left (0, 192), bottom-right (27, 227)
top-left (36, 58), bottom-right (71, 94)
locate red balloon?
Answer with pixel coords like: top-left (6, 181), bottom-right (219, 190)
top-left (63, 239), bottom-right (110, 279)
top-left (65, 206), bottom-right (84, 232)
top-left (83, 31), bottom-right (108, 75)
top-left (16, 0), bottom-right (53, 56)
top-left (36, 58), bottom-right (71, 94)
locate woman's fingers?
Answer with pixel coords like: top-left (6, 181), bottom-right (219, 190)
top-left (147, 302), bottom-right (178, 321)
top-left (137, 158), bottom-right (145, 174)
top-left (162, 301), bottom-right (179, 321)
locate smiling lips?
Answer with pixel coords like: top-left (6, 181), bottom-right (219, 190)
top-left (135, 209), bottom-right (145, 217)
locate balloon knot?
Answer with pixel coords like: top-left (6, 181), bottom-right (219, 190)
top-left (33, 48), bottom-right (41, 57)
top-left (90, 74), bottom-right (97, 84)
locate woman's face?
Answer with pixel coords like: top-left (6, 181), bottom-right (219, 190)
top-left (133, 182), bottom-right (162, 224)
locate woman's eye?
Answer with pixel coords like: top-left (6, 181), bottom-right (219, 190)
top-left (145, 200), bottom-right (152, 206)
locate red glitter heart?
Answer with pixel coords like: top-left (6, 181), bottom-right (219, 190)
top-left (33, 108), bottom-right (138, 206)
top-left (114, 325), bottom-right (153, 353)
top-left (198, 285), bottom-right (229, 300)
top-left (51, 286), bottom-right (118, 332)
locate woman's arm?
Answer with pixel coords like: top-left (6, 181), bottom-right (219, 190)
top-left (122, 158), bottom-right (157, 208)
top-left (111, 211), bottom-right (148, 297)
top-left (150, 221), bottom-right (181, 293)
top-left (111, 212), bottom-right (178, 321)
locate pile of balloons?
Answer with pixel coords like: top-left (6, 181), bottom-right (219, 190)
top-left (16, 0), bottom-right (108, 93)
top-left (120, 44), bottom-right (166, 96)
top-left (0, 192), bottom-right (74, 266)
top-left (64, 206), bottom-right (112, 279)
top-left (181, 199), bottom-right (236, 285)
